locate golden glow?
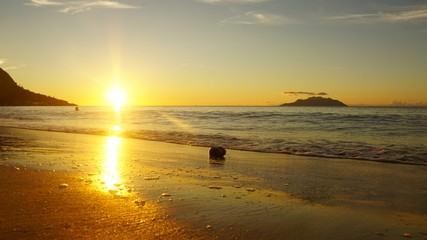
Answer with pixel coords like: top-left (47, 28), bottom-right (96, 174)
top-left (111, 125), bottom-right (122, 131)
top-left (158, 112), bottom-right (193, 132)
top-left (101, 136), bottom-right (125, 195)
top-left (106, 86), bottom-right (127, 112)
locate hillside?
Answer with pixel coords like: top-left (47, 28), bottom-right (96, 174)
top-left (281, 97), bottom-right (347, 107)
top-left (0, 68), bottom-right (76, 106)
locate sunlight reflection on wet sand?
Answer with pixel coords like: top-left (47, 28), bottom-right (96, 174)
top-left (100, 136), bottom-right (127, 195)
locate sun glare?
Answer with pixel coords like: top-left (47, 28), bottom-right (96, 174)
top-left (111, 125), bottom-right (122, 131)
top-left (107, 87), bottom-right (127, 112)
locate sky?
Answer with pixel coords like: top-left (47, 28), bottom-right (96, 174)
top-left (1, 0), bottom-right (427, 106)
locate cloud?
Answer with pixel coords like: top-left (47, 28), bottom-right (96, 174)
top-left (27, 0), bottom-right (139, 14)
top-left (30, 0), bottom-right (62, 6)
top-left (284, 92), bottom-right (328, 96)
top-left (4, 64), bottom-right (27, 71)
top-left (221, 11), bottom-right (297, 25)
top-left (197, 0), bottom-right (268, 3)
top-left (0, 59), bottom-right (26, 70)
top-left (330, 5), bottom-right (427, 23)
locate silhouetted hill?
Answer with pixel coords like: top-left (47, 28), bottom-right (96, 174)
top-left (0, 68), bottom-right (76, 106)
top-left (281, 97), bottom-right (347, 107)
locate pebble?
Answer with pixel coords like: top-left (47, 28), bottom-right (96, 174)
top-left (59, 183), bottom-right (69, 189)
top-left (206, 225), bottom-right (212, 230)
top-left (208, 185), bottom-right (223, 189)
top-left (403, 233), bottom-right (412, 238)
top-left (161, 192), bottom-right (171, 197)
top-left (134, 199), bottom-right (146, 207)
top-left (108, 189), bottom-right (118, 195)
top-left (144, 176), bottom-right (160, 180)
top-left (246, 188), bottom-right (256, 192)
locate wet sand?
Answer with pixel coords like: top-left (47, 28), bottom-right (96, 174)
top-left (0, 166), bottom-right (207, 240)
top-left (1, 127), bottom-right (427, 239)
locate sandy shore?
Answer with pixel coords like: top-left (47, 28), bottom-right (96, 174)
top-left (0, 166), bottom-right (208, 240)
top-left (1, 127), bottom-right (427, 239)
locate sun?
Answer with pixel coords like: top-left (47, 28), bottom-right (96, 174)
top-left (106, 86), bottom-right (127, 112)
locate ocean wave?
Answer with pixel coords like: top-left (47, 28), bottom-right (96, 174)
top-left (2, 124), bottom-right (426, 165)
top-left (1, 106), bottom-right (426, 165)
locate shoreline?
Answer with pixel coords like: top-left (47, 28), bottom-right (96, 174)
top-left (1, 127), bottom-right (427, 239)
top-left (2, 125), bottom-right (426, 167)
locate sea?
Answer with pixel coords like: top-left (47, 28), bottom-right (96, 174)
top-left (0, 106), bottom-right (426, 165)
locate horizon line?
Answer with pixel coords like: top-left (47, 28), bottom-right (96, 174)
top-left (67, 104), bottom-right (427, 108)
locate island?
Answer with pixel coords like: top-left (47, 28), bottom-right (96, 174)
top-left (0, 68), bottom-right (76, 106)
top-left (281, 96), bottom-right (347, 107)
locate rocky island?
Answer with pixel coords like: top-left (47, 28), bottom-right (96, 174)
top-left (0, 68), bottom-right (75, 106)
top-left (281, 96), bottom-right (347, 107)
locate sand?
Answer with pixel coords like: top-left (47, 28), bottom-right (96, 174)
top-left (1, 127), bottom-right (427, 239)
top-left (0, 166), bottom-right (207, 240)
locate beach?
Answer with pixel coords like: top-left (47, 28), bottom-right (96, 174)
top-left (0, 165), bottom-right (205, 240)
top-left (1, 127), bottom-right (426, 239)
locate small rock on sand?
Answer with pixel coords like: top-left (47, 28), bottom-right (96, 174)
top-left (208, 185), bottom-right (223, 189)
top-left (59, 183), bottom-right (69, 189)
top-left (209, 147), bottom-right (226, 160)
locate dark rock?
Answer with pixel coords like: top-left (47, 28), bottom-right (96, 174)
top-left (0, 67), bottom-right (76, 106)
top-left (209, 147), bottom-right (226, 160)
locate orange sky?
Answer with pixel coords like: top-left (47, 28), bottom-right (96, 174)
top-left (1, 0), bottom-right (426, 106)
